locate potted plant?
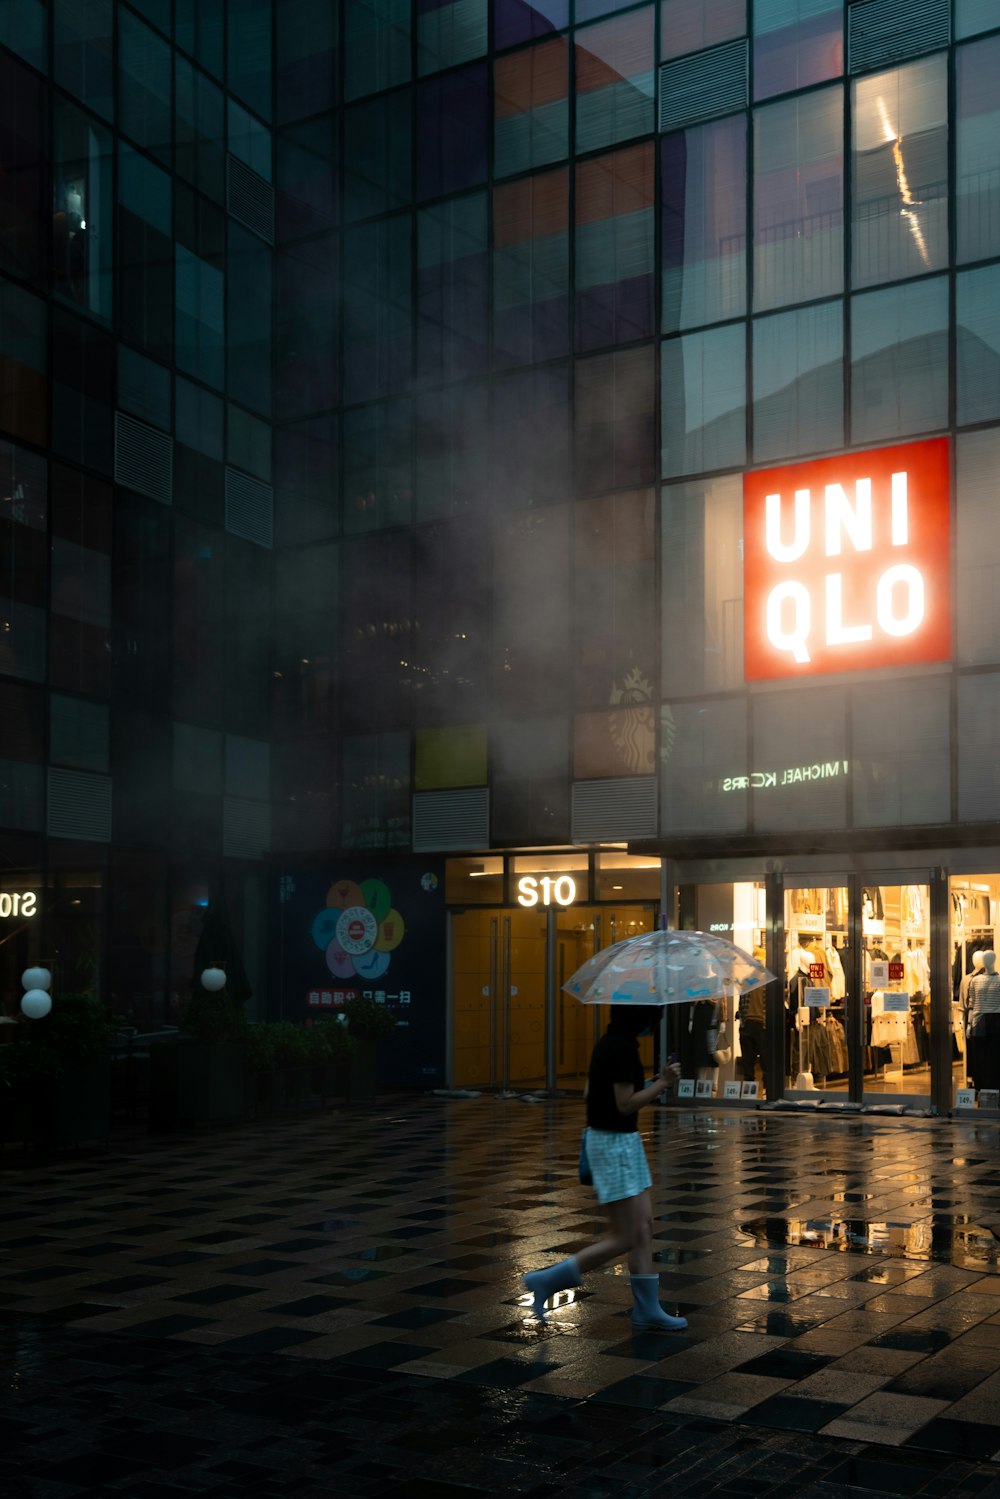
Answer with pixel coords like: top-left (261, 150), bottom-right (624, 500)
top-left (244, 1021), bottom-right (279, 1116)
top-left (0, 993), bottom-right (115, 1150)
top-left (149, 895), bottom-right (250, 1130)
top-left (342, 995), bottom-right (398, 1101)
top-left (307, 1018), bottom-right (356, 1103)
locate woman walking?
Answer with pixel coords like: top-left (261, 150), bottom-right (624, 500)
top-left (523, 1005), bottom-right (687, 1331)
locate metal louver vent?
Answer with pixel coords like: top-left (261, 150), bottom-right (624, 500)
top-left (223, 796), bottom-right (270, 859)
top-left (47, 767), bottom-right (112, 842)
top-left (571, 776), bottom-right (657, 843)
top-left (848, 0), bottom-right (949, 72)
top-left (227, 155), bottom-right (275, 243)
top-left (114, 412), bottom-right (173, 504)
top-left (225, 468), bottom-right (274, 549)
top-left (658, 39), bottom-right (748, 133)
top-left (412, 788), bottom-right (489, 852)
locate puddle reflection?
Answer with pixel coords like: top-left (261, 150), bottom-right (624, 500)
top-left (741, 1213), bottom-right (1000, 1267)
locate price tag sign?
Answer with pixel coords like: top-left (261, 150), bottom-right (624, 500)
top-left (695, 1078), bottom-right (713, 1098)
top-left (723, 1080), bottom-right (742, 1100)
top-left (882, 991), bottom-right (909, 1012)
top-left (677, 1079), bottom-right (695, 1098)
top-left (741, 1080), bottom-right (759, 1099)
top-left (955, 1088), bottom-right (976, 1109)
top-left (805, 986), bottom-right (830, 1007)
top-left (888, 961), bottom-right (904, 982)
top-left (808, 963), bottom-right (826, 981)
top-left (795, 912), bottom-right (824, 934)
top-left (870, 960), bottom-right (889, 986)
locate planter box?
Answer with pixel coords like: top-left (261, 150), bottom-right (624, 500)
top-left (0, 1058), bottom-right (112, 1151)
top-left (149, 1040), bottom-right (245, 1131)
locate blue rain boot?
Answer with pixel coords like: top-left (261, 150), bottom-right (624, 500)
top-left (630, 1274), bottom-right (688, 1332)
top-left (523, 1257), bottom-right (581, 1322)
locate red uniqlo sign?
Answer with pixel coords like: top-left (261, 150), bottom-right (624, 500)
top-left (888, 961), bottom-right (904, 982)
top-left (743, 438), bottom-right (951, 680)
top-left (808, 963), bottom-right (826, 981)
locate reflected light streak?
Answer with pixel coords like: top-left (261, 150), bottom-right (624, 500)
top-left (875, 96), bottom-right (930, 267)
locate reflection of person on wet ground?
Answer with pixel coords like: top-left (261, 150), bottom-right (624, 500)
top-left (523, 1005), bottom-right (688, 1331)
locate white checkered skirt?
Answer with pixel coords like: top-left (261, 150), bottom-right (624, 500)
top-left (584, 1127), bottom-right (652, 1205)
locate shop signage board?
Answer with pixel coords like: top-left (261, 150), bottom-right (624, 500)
top-left (805, 986), bottom-right (830, 1007)
top-left (0, 890), bottom-right (37, 918)
top-left (516, 874), bottom-right (578, 908)
top-left (955, 1088), bottom-right (976, 1108)
top-left (882, 991), bottom-right (909, 1012)
top-left (743, 437), bottom-right (950, 680)
top-left (870, 960), bottom-right (889, 986)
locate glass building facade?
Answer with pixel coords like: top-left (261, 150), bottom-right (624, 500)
top-left (5, 1), bottom-right (1000, 1110)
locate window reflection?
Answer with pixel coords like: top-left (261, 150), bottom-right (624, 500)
top-left (957, 38), bottom-right (1000, 265)
top-left (852, 57), bottom-right (948, 288)
top-left (754, 86), bottom-right (843, 312)
top-left (850, 277), bottom-right (948, 445)
top-left (53, 101), bottom-right (113, 323)
top-left (662, 115), bottom-right (746, 332)
top-left (752, 0), bottom-right (842, 102)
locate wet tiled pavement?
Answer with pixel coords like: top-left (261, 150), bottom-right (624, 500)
top-left (4, 1098), bottom-right (1000, 1496)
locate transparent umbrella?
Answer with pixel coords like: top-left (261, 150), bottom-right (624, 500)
top-left (563, 928), bottom-right (775, 1006)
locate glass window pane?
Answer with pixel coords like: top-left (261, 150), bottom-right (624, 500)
top-left (119, 8), bottom-right (173, 165)
top-left (277, 116), bottom-right (339, 241)
top-left (419, 0), bottom-right (488, 75)
top-left (345, 0), bottom-right (411, 101)
top-left (274, 413), bottom-right (339, 547)
top-left (662, 115), bottom-right (745, 332)
top-left (418, 192), bottom-right (490, 382)
top-left (415, 725), bottom-right (487, 789)
top-left (494, 38), bottom-right (569, 178)
top-left (414, 381), bottom-right (490, 522)
top-left (417, 65), bottom-right (489, 200)
top-left (574, 488), bottom-right (655, 707)
top-left (661, 697), bottom-right (748, 833)
top-left (575, 8), bottom-right (655, 154)
top-left (496, 0), bottom-right (567, 50)
top-left (493, 508), bottom-right (571, 712)
top-left (574, 704), bottom-right (654, 777)
top-left (53, 99), bottom-right (113, 324)
top-left (54, 0), bottom-right (114, 120)
top-left (661, 473), bottom-right (743, 695)
top-left (277, 234), bottom-right (339, 422)
top-left (227, 223), bottom-right (273, 416)
top-left (957, 38), bottom-right (1000, 264)
top-left (956, 0), bottom-right (1000, 39)
top-left (956, 427), bottom-right (1000, 667)
top-left (0, 440), bottom-right (47, 684)
top-left (175, 246), bottom-right (225, 389)
top-left (660, 0), bottom-right (744, 60)
top-left (577, 344), bottom-right (656, 493)
top-left (661, 323), bottom-right (746, 478)
top-left (958, 673), bottom-right (1000, 822)
top-left (51, 308), bottom-right (114, 473)
top-left (492, 363), bottom-right (571, 508)
top-left (2, 0), bottom-right (47, 72)
top-left (754, 85), bottom-right (843, 311)
top-left (343, 214), bottom-right (413, 402)
top-left (852, 56), bottom-right (948, 289)
top-left (176, 0), bottom-right (224, 77)
top-left (228, 99), bottom-right (272, 182)
top-left (494, 167), bottom-right (568, 369)
top-left (118, 345), bottom-right (171, 429)
top-left (344, 400), bottom-right (412, 532)
top-left (957, 264), bottom-right (1000, 427)
top-left (852, 677), bottom-right (949, 828)
top-left (575, 143), bottom-right (655, 352)
top-left (228, 0), bottom-right (272, 121)
top-left (0, 54), bottom-right (46, 288)
top-left (175, 57), bottom-right (225, 200)
top-left (345, 92), bottom-right (412, 221)
top-left (0, 279), bottom-right (47, 446)
top-left (752, 299), bottom-right (843, 462)
top-left (752, 686), bottom-right (847, 831)
top-left (118, 142), bottom-right (173, 360)
top-left (342, 732), bottom-right (410, 849)
top-left (753, 0), bottom-right (842, 102)
top-left (850, 277), bottom-right (948, 445)
top-left (277, 0), bottom-right (339, 121)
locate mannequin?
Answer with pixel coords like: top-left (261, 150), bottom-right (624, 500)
top-left (967, 951), bottom-right (1000, 1091)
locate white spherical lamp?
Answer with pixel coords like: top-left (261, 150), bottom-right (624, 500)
top-left (200, 967), bottom-right (227, 992)
top-left (21, 966), bottom-right (51, 992)
top-left (21, 989), bottom-right (53, 1020)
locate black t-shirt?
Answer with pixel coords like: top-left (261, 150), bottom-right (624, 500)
top-left (586, 1026), bottom-right (644, 1132)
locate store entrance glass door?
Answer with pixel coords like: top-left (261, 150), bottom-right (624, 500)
top-left (555, 905), bottom-right (657, 1091)
top-left (785, 882), bottom-right (851, 1097)
top-left (451, 907), bottom-right (546, 1091)
top-left (784, 879), bottom-right (933, 1103)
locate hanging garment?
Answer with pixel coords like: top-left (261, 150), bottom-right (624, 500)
top-left (825, 945), bottom-right (846, 1000)
top-left (968, 970), bottom-right (1000, 1027)
top-left (870, 991), bottom-right (909, 1044)
top-left (901, 886), bottom-right (924, 927)
top-left (862, 887), bottom-right (885, 921)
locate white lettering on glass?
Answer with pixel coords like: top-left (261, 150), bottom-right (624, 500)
top-left (0, 890), bottom-right (38, 918)
top-left (766, 580), bottom-right (811, 663)
top-left (765, 489), bottom-right (810, 562)
top-left (516, 875), bottom-right (578, 908)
